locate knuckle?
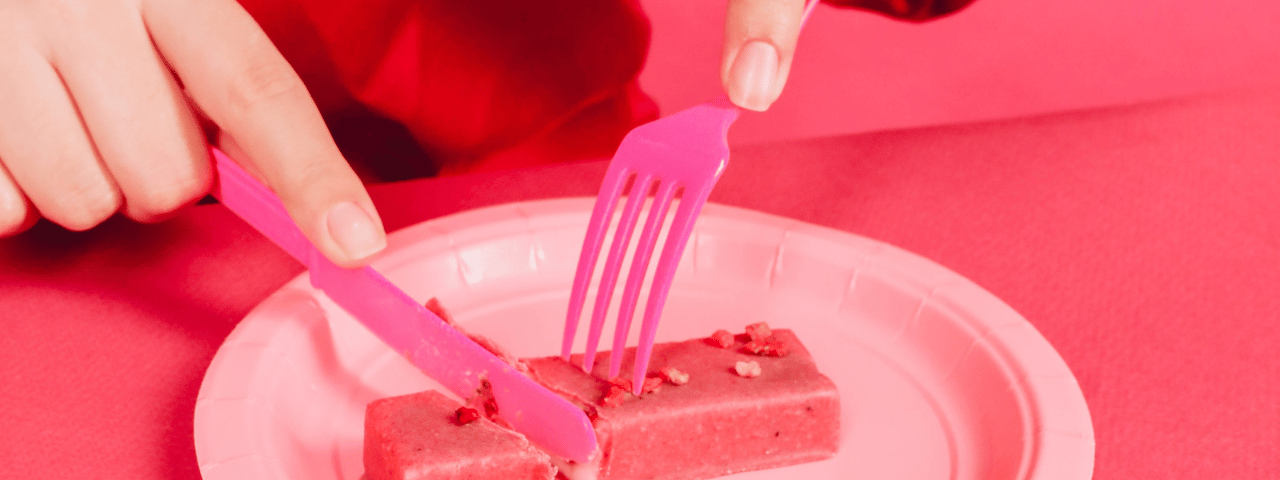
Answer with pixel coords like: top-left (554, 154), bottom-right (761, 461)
top-left (54, 192), bottom-right (120, 232)
top-left (294, 160), bottom-right (346, 189)
top-left (275, 158), bottom-right (349, 205)
top-left (224, 55), bottom-right (308, 115)
top-left (50, 171), bottom-right (120, 231)
top-left (0, 196), bottom-right (30, 236)
top-left (34, 0), bottom-right (102, 34)
top-left (126, 171), bottom-right (207, 219)
top-left (40, 0), bottom-right (91, 22)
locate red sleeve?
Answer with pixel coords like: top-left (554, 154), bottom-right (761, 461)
top-left (236, 0), bottom-right (973, 180)
top-left (823, 0), bottom-right (977, 21)
top-left (237, 0), bottom-right (657, 179)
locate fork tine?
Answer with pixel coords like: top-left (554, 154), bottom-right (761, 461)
top-left (607, 181), bottom-right (680, 379)
top-left (568, 97), bottom-right (740, 381)
top-left (562, 167), bottom-right (635, 360)
top-left (580, 173), bottom-right (655, 371)
top-left (629, 187), bottom-right (709, 393)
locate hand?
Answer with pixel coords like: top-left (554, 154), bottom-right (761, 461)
top-left (721, 0), bottom-right (811, 111)
top-left (0, 0), bottom-right (385, 267)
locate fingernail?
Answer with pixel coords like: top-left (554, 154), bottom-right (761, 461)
top-left (325, 201), bottom-right (385, 260)
top-left (729, 41), bottom-right (780, 111)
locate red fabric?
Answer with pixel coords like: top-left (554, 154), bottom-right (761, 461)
top-left (239, 0), bottom-right (658, 179)
top-left (3, 86), bottom-right (1278, 479)
top-left (237, 0), bottom-right (969, 180)
top-left (826, 0), bottom-right (976, 21)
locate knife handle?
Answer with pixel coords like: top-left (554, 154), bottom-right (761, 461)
top-left (210, 148), bottom-right (312, 264)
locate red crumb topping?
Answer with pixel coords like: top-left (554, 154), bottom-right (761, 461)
top-left (610, 378), bottom-right (634, 392)
top-left (745, 322), bottom-right (773, 341)
top-left (466, 379), bottom-right (501, 422)
top-left (455, 406), bottom-right (481, 425)
top-left (744, 338), bottom-right (790, 357)
top-left (601, 385), bottom-right (630, 407)
top-left (661, 366), bottom-right (690, 385)
top-left (734, 360), bottom-right (762, 378)
top-left (641, 376), bottom-right (664, 394)
top-left (708, 329), bottom-right (735, 348)
top-left (423, 298), bottom-right (456, 326)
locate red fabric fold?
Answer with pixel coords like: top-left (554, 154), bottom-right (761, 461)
top-left (238, 0), bottom-right (657, 180)
top-left (826, 0), bottom-right (976, 21)
top-left (237, 0), bottom-right (970, 180)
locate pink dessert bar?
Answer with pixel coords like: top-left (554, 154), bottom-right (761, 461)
top-left (363, 327), bottom-right (839, 480)
top-left (364, 390), bottom-right (556, 480)
top-left (527, 328), bottom-right (840, 480)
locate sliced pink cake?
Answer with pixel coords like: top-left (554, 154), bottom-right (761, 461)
top-left (526, 328), bottom-right (840, 480)
top-left (364, 390), bottom-right (555, 480)
top-left (363, 325), bottom-right (840, 480)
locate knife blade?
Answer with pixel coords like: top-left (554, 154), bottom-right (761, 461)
top-left (209, 147), bottom-right (597, 463)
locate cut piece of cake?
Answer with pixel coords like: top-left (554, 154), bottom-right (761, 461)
top-left (526, 328), bottom-right (840, 480)
top-left (364, 390), bottom-right (556, 480)
top-left (362, 325), bottom-right (840, 480)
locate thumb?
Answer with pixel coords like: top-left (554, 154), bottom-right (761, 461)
top-left (721, 0), bottom-right (809, 111)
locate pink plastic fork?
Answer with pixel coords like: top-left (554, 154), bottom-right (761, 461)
top-left (562, 1), bottom-right (820, 395)
top-left (561, 96), bottom-right (740, 393)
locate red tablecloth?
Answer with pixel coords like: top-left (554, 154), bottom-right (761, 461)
top-left (2, 86), bottom-right (1278, 479)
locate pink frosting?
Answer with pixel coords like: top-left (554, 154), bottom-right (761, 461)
top-left (364, 390), bottom-right (555, 480)
top-left (364, 329), bottom-right (840, 480)
top-left (527, 329), bottom-right (841, 480)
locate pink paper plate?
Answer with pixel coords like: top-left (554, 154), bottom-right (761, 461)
top-left (193, 198), bottom-right (1094, 480)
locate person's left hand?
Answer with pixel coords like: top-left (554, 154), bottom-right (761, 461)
top-left (721, 0), bottom-right (810, 112)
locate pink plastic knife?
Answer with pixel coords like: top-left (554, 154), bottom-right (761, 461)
top-left (209, 147), bottom-right (597, 463)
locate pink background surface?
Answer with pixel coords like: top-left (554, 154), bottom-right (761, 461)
top-left (640, 0), bottom-right (1280, 144)
top-left (3, 1), bottom-right (1280, 479)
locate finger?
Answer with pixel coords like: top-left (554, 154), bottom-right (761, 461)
top-left (0, 161), bottom-right (38, 236)
top-left (721, 0), bottom-right (808, 111)
top-left (0, 44), bottom-right (121, 231)
top-left (47, 2), bottom-right (210, 223)
top-left (144, 0), bottom-right (385, 267)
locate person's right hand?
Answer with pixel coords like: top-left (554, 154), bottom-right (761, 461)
top-left (0, 0), bottom-right (385, 267)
